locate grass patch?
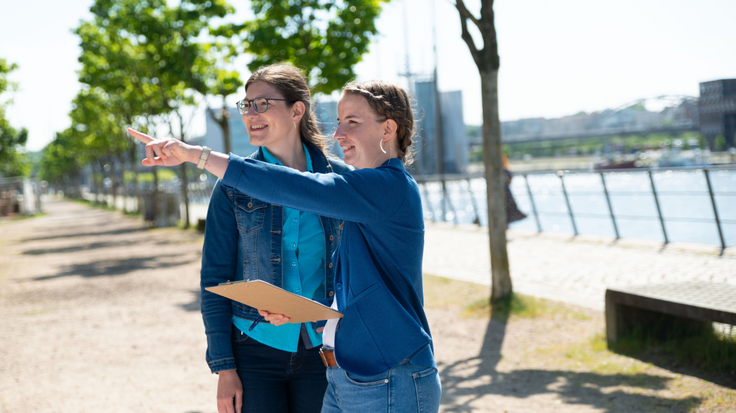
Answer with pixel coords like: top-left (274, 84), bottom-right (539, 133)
top-left (561, 332), bottom-right (651, 375)
top-left (73, 197), bottom-right (118, 211)
top-left (609, 307), bottom-right (736, 374)
top-left (463, 292), bottom-right (591, 321)
top-left (0, 212), bottom-right (46, 222)
top-left (613, 325), bottom-right (736, 374)
top-left (422, 274), bottom-right (591, 321)
top-left (533, 329), bottom-right (736, 409)
top-left (422, 274), bottom-right (490, 310)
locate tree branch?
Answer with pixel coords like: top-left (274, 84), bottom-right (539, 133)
top-left (456, 0), bottom-right (481, 28)
top-left (455, 0), bottom-right (480, 67)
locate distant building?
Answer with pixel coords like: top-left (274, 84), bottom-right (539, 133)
top-left (314, 101), bottom-right (344, 158)
top-left (413, 81), bottom-right (468, 175)
top-left (201, 108), bottom-right (259, 157)
top-left (699, 79), bottom-right (736, 148)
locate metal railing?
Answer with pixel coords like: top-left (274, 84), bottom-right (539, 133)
top-left (415, 164), bottom-right (736, 254)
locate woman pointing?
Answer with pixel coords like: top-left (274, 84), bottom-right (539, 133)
top-left (130, 79), bottom-right (441, 413)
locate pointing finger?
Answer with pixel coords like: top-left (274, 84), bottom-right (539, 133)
top-left (128, 128), bottom-right (154, 144)
top-left (145, 143), bottom-right (156, 164)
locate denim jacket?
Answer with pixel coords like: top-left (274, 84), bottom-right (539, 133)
top-left (200, 143), bottom-right (352, 373)
top-left (222, 157), bottom-right (436, 376)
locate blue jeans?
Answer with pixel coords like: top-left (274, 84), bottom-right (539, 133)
top-left (231, 325), bottom-right (327, 413)
top-left (321, 360), bottom-right (441, 413)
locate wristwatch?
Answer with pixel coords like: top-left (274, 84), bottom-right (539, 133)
top-left (197, 146), bottom-right (211, 169)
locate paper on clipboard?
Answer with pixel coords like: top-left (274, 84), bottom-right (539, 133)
top-left (205, 279), bottom-right (343, 324)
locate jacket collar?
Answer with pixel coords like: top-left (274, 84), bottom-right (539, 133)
top-left (248, 141), bottom-right (333, 173)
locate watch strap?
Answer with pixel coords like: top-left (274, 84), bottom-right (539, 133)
top-left (197, 146), bottom-right (211, 169)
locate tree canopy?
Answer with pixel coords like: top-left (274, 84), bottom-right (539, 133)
top-left (39, 0), bottom-right (392, 217)
top-left (0, 59), bottom-right (30, 177)
top-left (221, 0), bottom-right (387, 95)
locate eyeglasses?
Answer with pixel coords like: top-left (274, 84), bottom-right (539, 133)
top-left (236, 97), bottom-right (296, 114)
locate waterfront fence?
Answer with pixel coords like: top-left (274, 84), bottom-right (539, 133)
top-left (415, 165), bottom-right (736, 253)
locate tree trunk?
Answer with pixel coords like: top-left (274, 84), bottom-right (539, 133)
top-left (152, 165), bottom-right (159, 225)
top-left (111, 152), bottom-right (119, 210)
top-left (179, 162), bottom-right (189, 229)
top-left (179, 120), bottom-right (190, 229)
top-left (207, 107), bottom-right (231, 154)
top-left (480, 68), bottom-right (512, 302)
top-left (97, 159), bottom-right (106, 204)
top-left (129, 145), bottom-right (140, 213)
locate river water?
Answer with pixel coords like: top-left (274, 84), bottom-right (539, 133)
top-left (419, 168), bottom-right (736, 247)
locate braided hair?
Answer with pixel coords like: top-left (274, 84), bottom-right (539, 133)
top-left (341, 80), bottom-right (416, 165)
top-left (245, 63), bottom-right (328, 153)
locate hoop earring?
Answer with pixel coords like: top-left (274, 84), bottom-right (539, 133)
top-left (379, 139), bottom-right (387, 154)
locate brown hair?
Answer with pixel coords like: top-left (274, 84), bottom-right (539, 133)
top-left (245, 63), bottom-right (328, 153)
top-left (341, 80), bottom-right (416, 165)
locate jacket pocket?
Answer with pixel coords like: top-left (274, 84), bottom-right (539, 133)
top-left (233, 195), bottom-right (267, 233)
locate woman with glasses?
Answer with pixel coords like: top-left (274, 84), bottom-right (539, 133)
top-left (198, 63), bottom-right (351, 413)
top-left (130, 79), bottom-right (441, 413)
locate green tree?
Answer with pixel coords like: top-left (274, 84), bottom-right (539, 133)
top-left (38, 128), bottom-right (84, 196)
top-left (75, 14), bottom-right (171, 211)
top-left (77, 0), bottom-right (237, 226)
top-left (0, 59), bottom-right (30, 177)
top-left (714, 135), bottom-right (727, 152)
top-left (70, 88), bottom-right (129, 204)
top-left (194, 37), bottom-right (243, 155)
top-left (223, 0), bottom-right (388, 95)
top-left (454, 0), bottom-right (512, 302)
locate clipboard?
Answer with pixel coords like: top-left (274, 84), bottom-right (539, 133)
top-left (205, 279), bottom-right (343, 324)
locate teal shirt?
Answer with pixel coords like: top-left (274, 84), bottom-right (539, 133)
top-left (232, 144), bottom-right (326, 352)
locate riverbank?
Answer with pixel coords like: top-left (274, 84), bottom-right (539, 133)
top-left (1, 197), bottom-right (734, 412)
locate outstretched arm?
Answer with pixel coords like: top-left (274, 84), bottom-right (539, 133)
top-left (130, 128), bottom-right (409, 224)
top-left (128, 128), bottom-right (229, 178)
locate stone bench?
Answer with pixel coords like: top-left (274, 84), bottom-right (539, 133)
top-left (605, 281), bottom-right (736, 346)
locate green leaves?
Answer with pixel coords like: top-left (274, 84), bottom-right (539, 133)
top-left (241, 0), bottom-right (388, 94)
top-left (0, 59), bottom-right (30, 177)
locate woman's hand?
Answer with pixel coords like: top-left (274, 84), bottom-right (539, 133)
top-left (128, 128), bottom-right (199, 167)
top-left (217, 370), bottom-right (243, 413)
top-left (128, 128), bottom-right (229, 178)
top-left (258, 310), bottom-right (290, 327)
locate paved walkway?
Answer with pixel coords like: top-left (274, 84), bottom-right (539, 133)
top-left (423, 223), bottom-right (736, 311)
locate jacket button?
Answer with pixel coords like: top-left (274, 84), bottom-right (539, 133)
top-left (329, 235), bottom-right (334, 241)
top-left (328, 291), bottom-right (334, 297)
top-left (247, 202), bottom-right (253, 208)
top-left (328, 263), bottom-right (333, 269)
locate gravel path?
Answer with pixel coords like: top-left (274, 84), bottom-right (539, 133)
top-left (1, 197), bottom-right (733, 412)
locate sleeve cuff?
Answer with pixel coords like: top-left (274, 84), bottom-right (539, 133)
top-left (208, 357), bottom-right (237, 374)
top-left (221, 153), bottom-right (244, 189)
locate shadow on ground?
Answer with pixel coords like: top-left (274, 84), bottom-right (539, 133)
top-left (609, 348), bottom-right (736, 390)
top-left (22, 227), bottom-right (149, 242)
top-left (30, 254), bottom-right (197, 281)
top-left (22, 239), bottom-right (149, 255)
top-left (439, 313), bottom-right (703, 413)
top-left (179, 289), bottom-right (201, 312)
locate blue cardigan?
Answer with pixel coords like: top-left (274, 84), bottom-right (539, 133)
top-left (222, 156), bottom-right (435, 376)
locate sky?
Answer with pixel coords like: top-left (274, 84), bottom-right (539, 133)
top-left (1, 0), bottom-right (735, 152)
